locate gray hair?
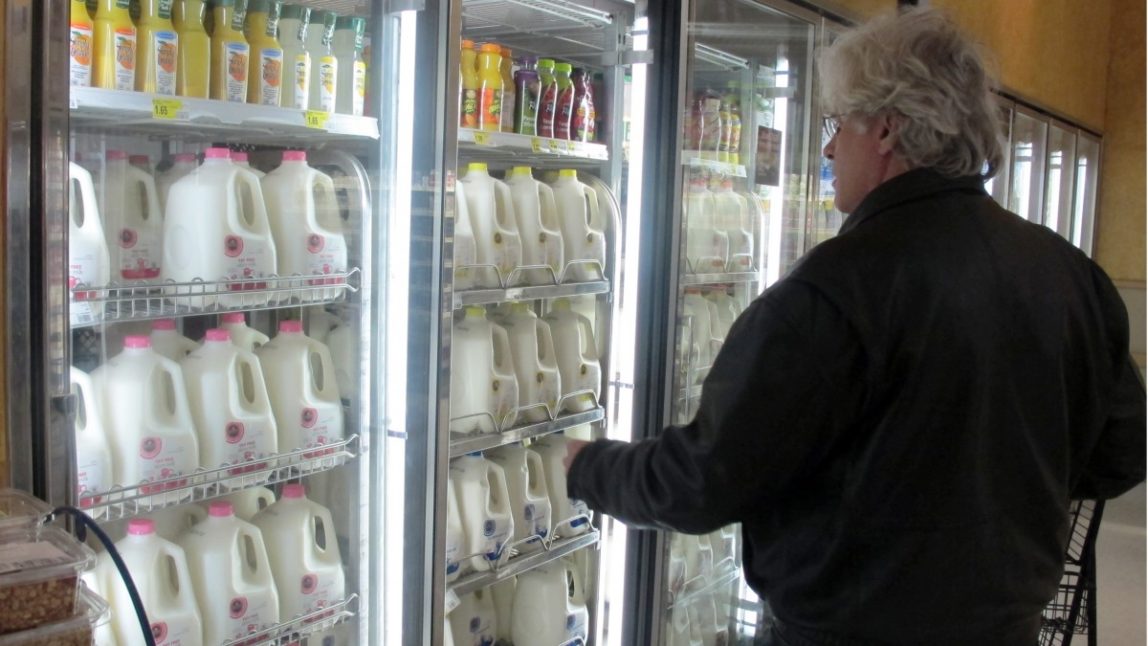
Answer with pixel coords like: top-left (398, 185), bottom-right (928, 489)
top-left (816, 7), bottom-right (1005, 179)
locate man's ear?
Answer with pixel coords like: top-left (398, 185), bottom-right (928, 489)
top-left (876, 113), bottom-right (900, 156)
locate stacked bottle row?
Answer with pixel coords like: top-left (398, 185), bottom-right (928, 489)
top-left (68, 148), bottom-right (348, 308)
top-left (72, 316), bottom-right (351, 507)
top-left (680, 288), bottom-right (746, 386)
top-left (455, 164), bottom-right (608, 289)
top-left (70, 0), bottom-right (367, 115)
top-left (684, 84), bottom-right (743, 163)
top-left (84, 484), bottom-right (344, 645)
top-left (459, 41), bottom-right (599, 142)
top-left (683, 171), bottom-right (761, 274)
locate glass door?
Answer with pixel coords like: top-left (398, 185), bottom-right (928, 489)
top-left (1007, 107), bottom-right (1048, 223)
top-left (1072, 133), bottom-right (1101, 256)
top-left (1043, 120), bottom-right (1077, 239)
top-left (985, 97), bottom-right (1013, 207)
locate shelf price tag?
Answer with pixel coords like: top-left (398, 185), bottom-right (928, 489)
top-left (550, 139), bottom-right (562, 154)
top-left (305, 110), bottom-right (330, 130)
top-left (151, 98), bottom-right (183, 120)
top-left (531, 137), bottom-right (543, 153)
top-left (564, 140), bottom-right (576, 154)
top-left (473, 131), bottom-right (491, 146)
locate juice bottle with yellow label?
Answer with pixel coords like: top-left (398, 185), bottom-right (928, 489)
top-left (93, 0), bottom-right (137, 91)
top-left (477, 43), bottom-right (502, 132)
top-left (173, 0), bottom-right (210, 97)
top-left (278, 3), bottom-right (310, 109)
top-left (305, 10), bottom-right (337, 113)
top-left (244, 0), bottom-right (283, 106)
top-left (70, 0), bottom-right (95, 87)
top-left (209, 0), bottom-right (249, 102)
top-left (135, 0), bottom-right (179, 95)
top-left (459, 39), bottom-right (479, 129)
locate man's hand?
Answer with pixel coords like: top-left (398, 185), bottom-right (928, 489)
top-left (564, 439), bottom-right (590, 473)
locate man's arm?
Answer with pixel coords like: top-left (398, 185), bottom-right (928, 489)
top-left (1072, 355), bottom-right (1147, 500)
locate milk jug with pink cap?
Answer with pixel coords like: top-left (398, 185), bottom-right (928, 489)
top-left (255, 320), bottom-right (344, 455)
top-left (220, 311), bottom-right (271, 352)
top-left (156, 152), bottom-right (198, 211)
top-left (102, 149), bottom-right (164, 282)
top-left (149, 318), bottom-right (199, 362)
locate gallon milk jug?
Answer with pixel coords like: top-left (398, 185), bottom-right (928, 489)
top-left (549, 169), bottom-right (605, 282)
top-left (157, 152), bottom-right (198, 211)
top-left (92, 335), bottom-right (199, 499)
top-left (220, 311), bottom-right (271, 352)
top-left (68, 163), bottom-right (110, 319)
top-left (256, 320), bottom-right (344, 454)
top-left (531, 432), bottom-right (591, 537)
top-left (500, 304), bottom-right (560, 423)
top-left (71, 367), bottom-right (113, 510)
top-left (144, 503), bottom-right (207, 542)
top-left (106, 519), bottom-right (203, 646)
top-left (252, 483), bottom-right (345, 619)
top-left (102, 150), bottom-right (163, 282)
top-left (150, 318), bottom-right (199, 362)
top-left (683, 290), bottom-right (721, 380)
top-left (488, 444), bottom-right (552, 553)
top-left (179, 501), bottom-right (280, 644)
top-left (306, 307), bottom-right (342, 344)
top-left (506, 166), bottom-right (564, 286)
top-left (460, 162), bottom-right (523, 287)
top-left (453, 178), bottom-right (479, 291)
top-left (261, 151), bottom-right (348, 301)
top-left (163, 147), bottom-right (278, 308)
top-left (683, 175), bottom-right (727, 273)
top-left (712, 177), bottom-right (754, 272)
top-left (181, 329), bottom-right (278, 482)
top-left (511, 561), bottom-right (589, 646)
top-left (450, 307), bottom-right (518, 434)
top-left (491, 577), bottom-right (516, 645)
top-left (706, 290), bottom-right (739, 342)
top-left (326, 321), bottom-right (356, 401)
top-left (217, 485), bottom-right (276, 521)
top-left (450, 453), bottom-right (514, 572)
top-left (543, 298), bottom-right (601, 413)
top-left (231, 151), bottom-right (265, 177)
top-left (449, 589), bottom-right (497, 646)
top-left (445, 478), bottom-right (466, 582)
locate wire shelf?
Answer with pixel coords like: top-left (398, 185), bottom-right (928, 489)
top-left (459, 128), bottom-right (609, 162)
top-left (220, 594), bottom-right (358, 646)
top-left (681, 271), bottom-right (760, 286)
top-left (449, 528), bottom-right (600, 597)
top-left (450, 406), bottom-right (604, 457)
top-left (462, 0), bottom-right (625, 63)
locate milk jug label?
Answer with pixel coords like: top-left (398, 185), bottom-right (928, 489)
top-left (220, 419), bottom-right (272, 468)
top-left (114, 28), bottom-right (136, 91)
top-left (318, 56), bottom-right (337, 113)
top-left (352, 60), bottom-right (366, 116)
top-left (222, 236), bottom-right (272, 288)
top-left (137, 435), bottom-right (192, 489)
top-left (152, 31), bottom-right (178, 96)
top-left (296, 405), bottom-right (339, 450)
top-left (260, 49), bottom-right (283, 106)
top-left (479, 517), bottom-right (510, 563)
top-left (70, 24), bottom-right (93, 87)
top-left (293, 54), bottom-right (310, 108)
top-left (299, 572), bottom-right (339, 612)
top-left (303, 233), bottom-right (346, 280)
top-left (569, 498), bottom-right (590, 527)
top-left (225, 42), bottom-right (250, 103)
top-left (150, 618), bottom-right (197, 646)
top-left (226, 594), bottom-right (273, 639)
top-left (118, 228), bottom-right (161, 279)
top-left (567, 613), bottom-right (587, 640)
top-left (76, 454), bottom-right (109, 503)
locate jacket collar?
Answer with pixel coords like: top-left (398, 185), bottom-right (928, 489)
top-left (839, 168), bottom-right (989, 235)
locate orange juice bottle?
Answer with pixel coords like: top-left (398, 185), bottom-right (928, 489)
top-left (477, 43), bottom-right (502, 132)
top-left (93, 0), bottom-right (136, 91)
top-left (135, 0), bottom-right (179, 95)
top-left (243, 0), bottom-right (283, 105)
top-left (459, 39), bottom-right (479, 129)
top-left (172, 0), bottom-right (210, 97)
top-left (209, 0), bottom-right (249, 102)
top-left (70, 0), bottom-right (95, 87)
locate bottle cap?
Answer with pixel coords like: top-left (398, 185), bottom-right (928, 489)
top-left (204, 147), bottom-right (231, 160)
top-left (205, 328), bottom-right (231, 342)
top-left (152, 319), bottom-right (177, 331)
top-left (461, 39), bottom-right (475, 49)
top-left (283, 150), bottom-right (307, 162)
top-left (551, 298), bottom-right (571, 311)
top-left (209, 501), bottom-right (235, 517)
top-left (464, 306), bottom-right (486, 318)
top-left (554, 62), bottom-right (573, 74)
top-left (511, 166), bottom-right (533, 177)
top-left (467, 162), bottom-right (488, 173)
top-left (559, 169), bottom-right (577, 178)
top-left (282, 483), bottom-right (306, 499)
top-left (106, 150), bottom-right (129, 161)
top-left (127, 519), bottom-right (156, 536)
top-left (231, 151), bottom-right (249, 162)
top-left (538, 58), bottom-right (555, 68)
top-left (124, 335), bottom-right (152, 349)
top-left (129, 154), bottom-right (150, 165)
top-left (480, 43), bottom-right (501, 53)
top-left (500, 46), bottom-right (512, 57)
top-left (222, 312), bottom-right (246, 324)
top-left (279, 320), bottom-right (304, 334)
top-left (510, 302), bottom-right (530, 314)
top-left (173, 153), bottom-right (197, 163)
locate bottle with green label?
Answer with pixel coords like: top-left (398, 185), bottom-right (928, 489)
top-left (243, 0), bottom-right (282, 106)
top-left (304, 10), bottom-right (337, 113)
top-left (278, 3), bottom-right (310, 109)
top-left (135, 0), bottom-right (179, 95)
top-left (332, 16), bottom-right (365, 116)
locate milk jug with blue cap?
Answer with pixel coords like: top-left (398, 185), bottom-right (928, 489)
top-left (488, 443), bottom-right (552, 554)
top-left (449, 589), bottom-right (497, 646)
top-left (450, 453), bottom-right (514, 572)
top-left (499, 303), bottom-right (561, 423)
top-left (712, 176), bottom-right (754, 272)
top-left (450, 306), bottom-right (518, 434)
top-left (531, 430), bottom-right (592, 537)
top-left (511, 560), bottom-right (589, 646)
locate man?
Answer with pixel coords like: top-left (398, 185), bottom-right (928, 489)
top-left (564, 8), bottom-right (1145, 644)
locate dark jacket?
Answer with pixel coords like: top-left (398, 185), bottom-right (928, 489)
top-left (568, 169), bottom-right (1146, 644)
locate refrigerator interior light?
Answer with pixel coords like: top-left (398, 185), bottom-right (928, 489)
top-left (765, 56), bottom-right (789, 287)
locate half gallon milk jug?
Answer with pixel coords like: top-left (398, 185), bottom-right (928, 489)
top-left (326, 321), bottom-right (356, 400)
top-left (92, 335), bottom-right (199, 499)
top-left (150, 318), bottom-right (199, 362)
top-left (179, 501), bottom-right (280, 644)
top-left (261, 151), bottom-right (348, 300)
top-left (488, 444), bottom-right (551, 553)
top-left (460, 162), bottom-right (522, 287)
top-left (449, 589), bottom-right (497, 646)
top-left (445, 478), bottom-right (466, 582)
top-left (221, 311), bottom-right (271, 352)
top-left (453, 178), bottom-right (479, 291)
top-left (217, 485), bottom-right (277, 521)
top-left (450, 307), bottom-right (518, 434)
top-left (144, 503), bottom-right (207, 542)
top-left (106, 519), bottom-right (203, 646)
top-left (491, 577), bottom-right (516, 644)
top-left (683, 175), bottom-right (727, 273)
top-left (712, 177), bottom-right (754, 272)
top-left (500, 304), bottom-right (560, 423)
top-left (543, 299), bottom-right (600, 413)
top-left (71, 367), bottom-right (113, 510)
top-left (506, 166), bottom-right (563, 286)
top-left (511, 561), bottom-right (589, 646)
top-left (532, 431), bottom-right (591, 536)
top-left (157, 152), bottom-right (198, 211)
top-left (251, 484), bottom-right (345, 619)
top-left (450, 453), bottom-right (514, 572)
top-left (550, 169), bottom-right (605, 282)
top-left (102, 150), bottom-right (163, 281)
top-left (163, 147), bottom-right (278, 308)
top-left (181, 329), bottom-right (278, 482)
top-left (256, 320), bottom-right (344, 453)
top-left (68, 163), bottom-right (110, 319)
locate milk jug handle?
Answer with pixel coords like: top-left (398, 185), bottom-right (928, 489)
top-left (536, 321), bottom-right (558, 366)
top-left (491, 326), bottom-right (515, 375)
top-left (582, 185), bottom-right (603, 231)
top-left (567, 562), bottom-right (587, 602)
top-left (162, 543), bottom-right (196, 604)
top-left (525, 449), bottom-right (549, 496)
top-left (493, 180), bottom-right (516, 230)
top-left (127, 168), bottom-right (161, 223)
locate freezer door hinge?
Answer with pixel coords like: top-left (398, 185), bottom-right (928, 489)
top-left (51, 393), bottom-right (77, 418)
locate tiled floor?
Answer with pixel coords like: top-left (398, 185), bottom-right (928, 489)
top-left (1096, 483), bottom-right (1146, 644)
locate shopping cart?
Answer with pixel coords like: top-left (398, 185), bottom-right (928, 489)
top-left (1038, 499), bottom-right (1106, 646)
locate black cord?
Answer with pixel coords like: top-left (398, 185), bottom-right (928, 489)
top-left (47, 506), bottom-right (157, 646)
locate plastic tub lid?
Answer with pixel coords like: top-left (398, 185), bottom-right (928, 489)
top-left (0, 583), bottom-right (109, 645)
top-left (126, 519), bottom-right (155, 536)
top-left (209, 501), bottom-right (234, 517)
top-left (0, 526), bottom-right (96, 588)
top-left (0, 490), bottom-right (53, 533)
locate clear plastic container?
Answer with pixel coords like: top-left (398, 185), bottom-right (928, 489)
top-left (0, 526), bottom-right (97, 634)
top-left (0, 583), bottom-right (109, 645)
top-left (0, 491), bottom-right (53, 534)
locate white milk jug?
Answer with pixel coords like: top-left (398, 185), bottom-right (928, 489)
top-left (488, 444), bottom-right (552, 553)
top-left (144, 504), bottom-right (207, 542)
top-left (306, 307), bottom-right (343, 344)
top-left (68, 163), bottom-right (110, 320)
top-left (150, 318), bottom-right (199, 362)
top-left (179, 501), bottom-right (280, 644)
top-left (261, 151), bottom-right (348, 300)
top-left (157, 153), bottom-right (198, 212)
top-left (532, 432), bottom-right (592, 537)
top-left (231, 151), bottom-right (265, 177)
top-left (102, 150), bottom-right (163, 282)
top-left (500, 304), bottom-right (561, 423)
top-left (450, 453), bottom-right (515, 572)
top-left (163, 147), bottom-right (278, 308)
top-left (220, 311), bottom-right (271, 352)
top-left (683, 291), bottom-right (721, 379)
top-left (450, 307), bottom-right (518, 434)
top-left (506, 166), bottom-right (564, 285)
top-left (683, 176), bottom-right (727, 274)
top-left (449, 589), bottom-right (497, 646)
top-left (71, 367), bottom-right (113, 511)
top-left (460, 162), bottom-right (523, 287)
top-left (453, 178), bottom-right (479, 291)
top-left (92, 335), bottom-right (199, 498)
top-left (706, 290), bottom-right (740, 342)
top-left (256, 320), bottom-right (344, 453)
top-left (326, 321), bottom-right (356, 400)
top-left (543, 299), bottom-right (601, 413)
top-left (251, 483), bottom-right (346, 619)
top-left (181, 329), bottom-right (278, 482)
top-left (445, 478), bottom-right (466, 582)
top-left (106, 519), bottom-right (203, 646)
top-left (217, 486), bottom-right (277, 521)
top-left (712, 177), bottom-right (754, 272)
top-left (491, 577), bottom-right (516, 645)
top-left (80, 569), bottom-right (120, 646)
top-left (550, 169), bottom-right (606, 283)
top-left (511, 561), bottom-right (589, 646)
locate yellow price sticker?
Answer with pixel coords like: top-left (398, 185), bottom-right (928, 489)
top-left (473, 131), bottom-right (491, 145)
top-left (564, 140), bottom-right (576, 153)
top-left (531, 137), bottom-right (543, 153)
top-left (305, 110), bottom-right (330, 130)
top-left (152, 98), bottom-right (183, 120)
top-left (550, 139), bottom-right (562, 154)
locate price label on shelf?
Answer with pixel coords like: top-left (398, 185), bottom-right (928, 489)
top-left (564, 140), bottom-right (576, 154)
top-left (305, 110), bottom-right (330, 130)
top-left (531, 137), bottom-right (543, 153)
top-left (550, 139), bottom-right (562, 154)
top-left (473, 131), bottom-right (491, 146)
top-left (152, 98), bottom-right (183, 120)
